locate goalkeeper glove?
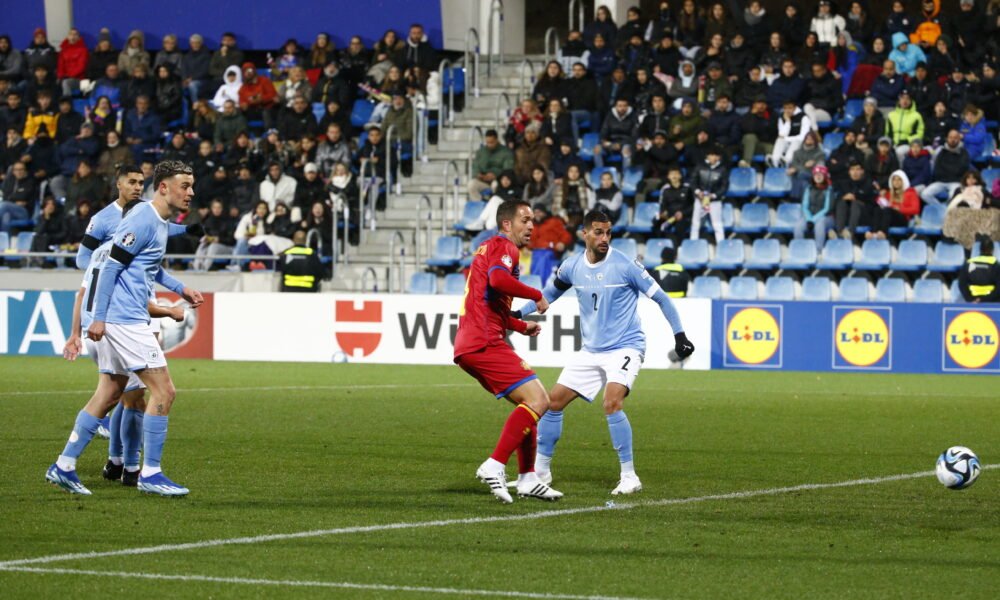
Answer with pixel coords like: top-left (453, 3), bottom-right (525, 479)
top-left (673, 332), bottom-right (694, 360)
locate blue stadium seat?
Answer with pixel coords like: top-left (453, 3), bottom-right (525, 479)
top-left (927, 241), bottom-right (965, 272)
top-left (461, 229), bottom-right (497, 267)
top-left (890, 240), bottom-right (928, 272)
top-left (611, 238), bottom-right (638, 260)
top-left (763, 276), bottom-right (795, 300)
top-left (733, 202), bottom-right (769, 235)
top-left (838, 277), bottom-right (870, 302)
top-left (521, 274), bottom-right (543, 289)
top-left (15, 231), bottom-right (34, 252)
top-left (875, 278), bottom-right (907, 302)
top-left (426, 236), bottom-right (463, 268)
top-left (816, 239), bottom-right (854, 270)
top-left (949, 279), bottom-right (965, 303)
top-left (704, 203), bottom-right (735, 236)
top-left (691, 275), bottom-right (722, 299)
top-left (453, 201), bottom-right (486, 231)
top-left (0, 232), bottom-right (8, 252)
top-left (769, 202), bottom-right (803, 235)
top-left (611, 206), bottom-right (630, 234)
top-left (578, 132), bottom-right (601, 162)
top-left (442, 273), bottom-right (467, 295)
top-left (759, 168), bottom-right (792, 198)
top-left (913, 204), bottom-right (946, 236)
top-left (744, 238), bottom-right (781, 270)
top-left (726, 276), bottom-right (759, 300)
top-left (312, 102), bottom-right (326, 122)
top-left (72, 98), bottom-right (89, 115)
top-left (707, 239), bottom-right (744, 270)
top-left (821, 132), bottom-right (844, 158)
top-left (350, 99), bottom-right (375, 128)
top-left (620, 167), bottom-right (643, 197)
top-left (971, 136), bottom-right (996, 165)
top-left (853, 239), bottom-right (891, 271)
top-left (726, 167), bottom-right (757, 199)
top-left (443, 67), bottom-right (465, 94)
top-left (982, 168), bottom-right (999, 193)
top-left (801, 276), bottom-right (832, 301)
top-left (678, 239), bottom-right (710, 270)
top-left (912, 279), bottom-right (945, 303)
top-left (626, 202), bottom-right (660, 234)
top-left (588, 166), bottom-right (620, 188)
top-left (642, 238), bottom-right (674, 268)
top-left (835, 99), bottom-right (864, 129)
top-left (408, 272), bottom-right (437, 294)
top-left (779, 239), bottom-right (818, 270)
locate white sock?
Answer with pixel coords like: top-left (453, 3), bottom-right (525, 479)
top-left (535, 453), bottom-right (552, 473)
top-left (620, 461), bottom-right (635, 476)
top-left (109, 457), bottom-right (123, 466)
top-left (56, 455), bottom-right (76, 471)
top-left (124, 465), bottom-right (140, 473)
top-left (140, 465), bottom-right (162, 478)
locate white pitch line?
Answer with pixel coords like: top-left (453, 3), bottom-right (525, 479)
top-left (0, 383), bottom-right (476, 397)
top-left (0, 566), bottom-right (645, 600)
top-left (4, 465), bottom-right (992, 569)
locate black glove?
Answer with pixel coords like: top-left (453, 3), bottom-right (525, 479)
top-left (186, 224), bottom-right (205, 237)
top-left (510, 309), bottom-right (523, 320)
top-left (673, 332), bottom-right (694, 360)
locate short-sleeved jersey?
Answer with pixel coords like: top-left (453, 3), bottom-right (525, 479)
top-left (553, 248), bottom-right (661, 354)
top-left (454, 235), bottom-right (523, 357)
top-left (104, 201), bottom-right (169, 325)
top-left (80, 241), bottom-right (113, 330)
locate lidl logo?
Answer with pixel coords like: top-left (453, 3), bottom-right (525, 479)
top-left (944, 310), bottom-right (999, 371)
top-left (834, 308), bottom-right (891, 369)
top-left (724, 306), bottom-right (782, 367)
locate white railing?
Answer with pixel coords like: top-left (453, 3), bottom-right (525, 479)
top-left (494, 91), bottom-right (513, 132)
top-left (544, 27), bottom-right (560, 62)
top-left (467, 126), bottom-right (484, 183)
top-left (436, 58), bottom-right (457, 145)
top-left (464, 28), bottom-right (481, 98)
top-left (385, 123), bottom-right (397, 208)
top-left (486, 0), bottom-right (504, 78)
top-left (441, 160), bottom-right (462, 236)
top-left (387, 230), bottom-right (406, 294)
top-left (415, 194), bottom-right (433, 266)
top-left (518, 58), bottom-right (536, 103)
top-left (360, 266), bottom-right (379, 292)
top-left (569, 0), bottom-right (585, 31)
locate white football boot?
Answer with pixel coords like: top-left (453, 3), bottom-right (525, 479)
top-left (476, 459), bottom-right (513, 503)
top-left (611, 472), bottom-right (643, 495)
top-left (516, 472), bottom-right (563, 501)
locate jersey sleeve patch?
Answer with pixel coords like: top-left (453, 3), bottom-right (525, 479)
top-left (501, 254), bottom-right (513, 268)
top-left (121, 232), bottom-right (137, 248)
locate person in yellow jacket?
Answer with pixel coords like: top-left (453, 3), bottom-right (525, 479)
top-left (958, 237), bottom-right (1000, 303)
top-left (22, 90), bottom-right (58, 139)
top-left (885, 90), bottom-right (924, 163)
top-left (650, 246), bottom-right (689, 298)
top-left (279, 230), bottom-right (324, 292)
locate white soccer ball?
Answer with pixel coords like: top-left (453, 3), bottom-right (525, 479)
top-left (331, 351), bottom-right (349, 363)
top-left (935, 446), bottom-right (981, 490)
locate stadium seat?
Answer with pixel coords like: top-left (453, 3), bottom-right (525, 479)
top-left (726, 276), bottom-right (759, 300)
top-left (620, 167), bottom-right (644, 197)
top-left (72, 98), bottom-right (89, 115)
top-left (350, 99), bottom-right (375, 128)
top-left (312, 102), bottom-right (326, 122)
top-left (442, 273), bottom-right (467, 295)
top-left (610, 238), bottom-right (638, 260)
top-left (690, 275), bottom-right (722, 299)
top-left (707, 239), bottom-right (744, 270)
top-left (626, 202), bottom-right (660, 234)
top-left (927, 241), bottom-right (965, 272)
top-left (769, 202), bottom-right (803, 235)
top-left (821, 132), bottom-right (843, 158)
top-left (642, 238), bottom-right (674, 268)
top-left (913, 204), bottom-right (946, 236)
top-left (890, 240), bottom-right (928, 272)
top-left (726, 167), bottom-right (757, 199)
top-left (838, 277), bottom-right (870, 302)
top-left (912, 279), bottom-right (945, 303)
top-left (442, 67), bottom-right (465, 94)
top-left (875, 278), bottom-right (907, 302)
top-left (763, 276), bottom-right (795, 300)
top-left (461, 229), bottom-right (497, 266)
top-left (733, 202), bottom-right (769, 235)
top-left (704, 203), bottom-right (735, 236)
top-left (577, 132), bottom-right (601, 162)
top-left (521, 274), bottom-right (543, 289)
top-left (816, 239), bottom-right (854, 270)
top-left (588, 166), bottom-right (620, 188)
top-left (949, 279), bottom-right (965, 303)
top-left (426, 236), bottom-right (463, 268)
top-left (759, 168), bottom-right (792, 198)
top-left (453, 201), bottom-right (486, 231)
top-left (678, 239), bottom-right (710, 270)
top-left (801, 276), bottom-right (833, 301)
top-left (779, 239), bottom-right (818, 270)
top-left (408, 272), bottom-right (437, 294)
top-left (835, 99), bottom-right (864, 129)
top-left (744, 238), bottom-right (781, 270)
top-left (853, 239), bottom-right (891, 271)
top-left (15, 231), bottom-right (34, 252)
top-left (0, 232), bottom-right (8, 252)
top-left (982, 168), bottom-right (999, 193)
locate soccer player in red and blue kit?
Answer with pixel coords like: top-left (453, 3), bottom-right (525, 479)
top-left (454, 200), bottom-right (563, 503)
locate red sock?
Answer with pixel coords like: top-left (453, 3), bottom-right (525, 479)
top-left (490, 404), bottom-right (539, 465)
top-left (517, 420), bottom-right (537, 474)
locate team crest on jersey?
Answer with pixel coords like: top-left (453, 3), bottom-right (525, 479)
top-left (501, 254), bottom-right (513, 268)
top-left (122, 232), bottom-right (137, 247)
top-left (596, 273), bottom-right (604, 281)
top-left (85, 220), bottom-right (95, 234)
top-left (520, 360), bottom-right (531, 371)
top-left (149, 349), bottom-right (159, 360)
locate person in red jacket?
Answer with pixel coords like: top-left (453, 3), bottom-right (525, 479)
top-left (238, 62), bottom-right (277, 129)
top-left (57, 28), bottom-right (89, 98)
top-left (529, 203), bottom-right (573, 283)
top-left (869, 169), bottom-right (920, 239)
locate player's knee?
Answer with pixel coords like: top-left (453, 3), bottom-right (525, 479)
top-left (603, 396), bottom-right (624, 415)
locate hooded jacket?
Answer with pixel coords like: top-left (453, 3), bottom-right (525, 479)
top-left (959, 108), bottom-right (988, 159)
top-left (57, 36), bottom-right (88, 80)
top-left (117, 30), bottom-right (151, 74)
top-left (882, 170), bottom-right (921, 218)
top-left (213, 65), bottom-right (243, 110)
top-left (910, 0), bottom-right (943, 47)
top-left (667, 104), bottom-right (705, 147)
top-left (887, 32), bottom-right (926, 77)
top-left (600, 106), bottom-right (638, 146)
top-left (666, 61), bottom-right (699, 101)
top-left (886, 101), bottom-right (925, 145)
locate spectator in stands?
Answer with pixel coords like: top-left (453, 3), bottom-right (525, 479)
top-left (213, 99), bottom-right (248, 151)
top-left (693, 35), bottom-right (725, 74)
top-left (23, 90), bottom-right (57, 140)
top-left (0, 35), bottom-right (25, 84)
top-left (532, 61), bottom-right (567, 108)
top-left (540, 98), bottom-right (574, 148)
top-left (952, 0), bottom-right (986, 69)
top-left (618, 6), bottom-right (651, 50)
top-left (870, 170), bottom-right (920, 240)
top-left (231, 164), bottom-right (260, 217)
top-left (381, 93), bottom-right (413, 146)
top-left (179, 34), bottom-right (211, 101)
top-left (300, 201), bottom-right (333, 256)
top-left (92, 64), bottom-right (125, 110)
top-left (338, 36), bottom-right (371, 88)
top-left (590, 170), bottom-right (623, 222)
top-left (469, 129), bottom-right (514, 199)
top-left (65, 159), bottom-right (106, 211)
top-left (767, 59), bottom-right (805, 112)
top-left (223, 131), bottom-right (262, 174)
top-left (189, 98), bottom-right (216, 141)
top-left (213, 65), bottom-right (243, 110)
top-left (587, 34), bottom-right (617, 85)
top-left (909, 63), bottom-right (942, 118)
top-left (651, 245), bottom-right (689, 297)
top-left (32, 196), bottom-right (66, 258)
top-left (584, 5), bottom-right (618, 49)
top-left (947, 170), bottom-right (989, 212)
top-left (293, 162), bottom-right (325, 220)
top-left (24, 64), bottom-right (58, 107)
top-left (64, 200), bottom-right (92, 250)
top-left (278, 94), bottom-right (317, 141)
top-left (327, 161), bottom-right (359, 242)
top-left (0, 162), bottom-right (36, 231)
top-left (921, 129), bottom-right (971, 204)
top-left (621, 33), bottom-right (653, 76)
top-left (739, 98), bottom-right (775, 167)
top-left (154, 64), bottom-right (183, 124)
top-left (927, 35), bottom-right (957, 80)
top-left (558, 30), bottom-right (590, 73)
top-left (193, 198), bottom-right (237, 270)
top-left (556, 163), bottom-right (591, 225)
top-left (827, 130), bottom-right (865, 186)
top-left (95, 131), bottom-right (131, 179)
top-left (506, 98), bottom-right (543, 148)
top-left (958, 236), bottom-right (1000, 302)
top-left (888, 32), bottom-right (926, 78)
top-left (867, 137), bottom-right (900, 189)
top-left (123, 64), bottom-right (155, 111)
top-left (260, 161), bottom-right (297, 211)
top-left (57, 28), bottom-right (88, 98)
top-left (84, 29), bottom-right (116, 84)
top-left (317, 97), bottom-right (349, 134)
top-left (514, 124), bottom-right (550, 184)
top-left (51, 121), bottom-right (98, 199)
top-left (789, 131), bottom-right (825, 195)
top-left (653, 166), bottom-right (694, 240)
top-left (24, 28), bottom-right (56, 75)
top-left (234, 200), bottom-right (271, 258)
top-left (635, 131), bottom-right (680, 203)
top-left (724, 33), bottom-right (754, 81)
top-left (524, 166), bottom-right (555, 206)
top-left (260, 128), bottom-right (292, 168)
top-left (959, 105), bottom-right (988, 160)
top-left (529, 202), bottom-right (573, 282)
top-left (833, 31), bottom-right (863, 95)
top-left (239, 63), bottom-right (278, 129)
top-left (885, 1), bottom-right (915, 38)
top-left (316, 123), bottom-right (352, 177)
top-left (870, 60), bottom-right (905, 109)
top-left (271, 39), bottom-right (302, 81)
top-left (666, 61), bottom-right (698, 109)
top-left (811, 1), bottom-right (846, 46)
top-left (795, 164), bottom-right (836, 248)
top-left (706, 94), bottom-right (741, 159)
top-left (550, 139), bottom-right (585, 183)
top-left (667, 98), bottom-right (703, 150)
top-left (307, 33), bottom-right (334, 70)
top-left (771, 99), bottom-right (812, 167)
top-left (123, 95), bottom-right (162, 163)
top-left (209, 32), bottom-right (245, 84)
top-left (161, 130), bottom-right (194, 163)
top-left (1, 126), bottom-right (26, 173)
top-left (54, 97), bottom-right (83, 144)
top-left (886, 90), bottom-right (925, 162)
top-left (651, 30), bottom-right (681, 76)
top-left (701, 62), bottom-right (732, 107)
top-left (861, 36), bottom-right (889, 68)
top-left (398, 24), bottom-right (436, 73)
top-left (901, 138), bottom-right (933, 194)
top-left (675, 0), bottom-right (704, 53)
top-left (117, 30), bottom-right (150, 76)
top-left (1, 90), bottom-right (27, 136)
top-left (912, 0), bottom-right (943, 49)
top-left (803, 62), bottom-right (841, 132)
top-left (312, 61), bottom-right (351, 108)
top-left (24, 124), bottom-right (57, 184)
top-left (596, 98), bottom-right (636, 169)
top-left (844, 2), bottom-right (874, 46)
top-left (760, 32), bottom-right (788, 77)
top-left (850, 97), bottom-right (885, 143)
top-left (689, 145), bottom-right (729, 243)
top-left (278, 66), bottom-right (312, 109)
top-left (834, 161), bottom-right (877, 239)
top-left (796, 33), bottom-right (831, 75)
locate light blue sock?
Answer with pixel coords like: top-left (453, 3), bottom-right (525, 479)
top-left (606, 410), bottom-right (633, 466)
top-left (122, 408), bottom-right (144, 469)
top-left (142, 414), bottom-right (168, 471)
top-left (536, 409), bottom-right (563, 472)
top-left (107, 402), bottom-right (124, 462)
top-left (57, 411), bottom-right (100, 469)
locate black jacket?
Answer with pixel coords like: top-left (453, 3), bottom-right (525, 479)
top-left (311, 73), bottom-right (352, 108)
top-left (804, 72), bottom-right (843, 114)
top-left (600, 107), bottom-right (638, 145)
top-left (739, 111), bottom-right (775, 143)
top-left (636, 110), bottom-right (671, 140)
top-left (828, 142), bottom-right (865, 185)
top-left (278, 108), bottom-right (318, 141)
top-left (564, 75), bottom-right (599, 112)
top-left (691, 160), bottom-right (729, 199)
top-left (932, 144), bottom-right (971, 183)
top-left (540, 112), bottom-right (574, 145)
top-left (637, 143), bottom-right (680, 179)
top-left (658, 181), bottom-right (694, 218)
top-left (707, 108), bottom-right (742, 147)
top-left (837, 176), bottom-right (877, 205)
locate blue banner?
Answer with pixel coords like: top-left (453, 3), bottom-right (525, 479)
top-left (712, 301), bottom-right (1000, 375)
top-left (1, 291), bottom-right (76, 357)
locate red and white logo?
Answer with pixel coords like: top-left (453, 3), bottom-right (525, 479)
top-left (334, 300), bottom-right (383, 358)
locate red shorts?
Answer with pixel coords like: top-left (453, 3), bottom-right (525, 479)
top-left (455, 344), bottom-right (538, 399)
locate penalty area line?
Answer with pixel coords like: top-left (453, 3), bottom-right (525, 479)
top-left (2, 465), bottom-right (993, 569)
top-left (0, 566), bottom-right (648, 600)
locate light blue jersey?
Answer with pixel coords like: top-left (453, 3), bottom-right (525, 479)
top-left (80, 241), bottom-right (113, 330)
top-left (76, 200), bottom-right (188, 270)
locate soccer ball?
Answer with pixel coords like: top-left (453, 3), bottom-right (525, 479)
top-left (935, 446), bottom-right (981, 490)
top-left (331, 351), bottom-right (349, 363)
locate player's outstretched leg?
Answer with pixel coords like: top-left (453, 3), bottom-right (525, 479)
top-left (605, 384), bottom-right (641, 495)
top-left (534, 384), bottom-right (577, 485)
top-left (135, 367), bottom-right (188, 497)
top-left (102, 401), bottom-right (124, 481)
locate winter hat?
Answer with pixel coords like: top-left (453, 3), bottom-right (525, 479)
top-left (304, 162), bottom-right (318, 174)
top-left (863, 96), bottom-right (878, 108)
top-left (33, 28), bottom-right (45, 38)
top-left (812, 164), bottom-right (829, 177)
top-left (98, 28), bottom-right (111, 43)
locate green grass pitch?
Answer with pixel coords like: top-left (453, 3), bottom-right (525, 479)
top-left (0, 356), bottom-right (997, 599)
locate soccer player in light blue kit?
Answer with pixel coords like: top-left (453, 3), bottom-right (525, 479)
top-left (46, 161), bottom-right (203, 496)
top-left (514, 210), bottom-right (695, 494)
